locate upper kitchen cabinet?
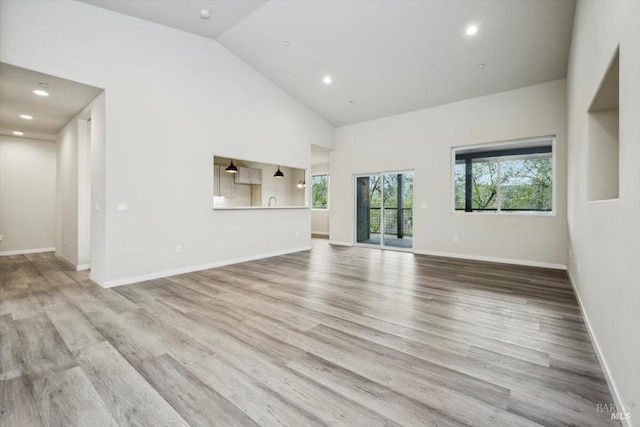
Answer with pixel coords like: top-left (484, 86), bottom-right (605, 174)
top-left (235, 167), bottom-right (262, 185)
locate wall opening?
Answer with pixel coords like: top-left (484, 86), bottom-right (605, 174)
top-left (587, 49), bottom-right (619, 201)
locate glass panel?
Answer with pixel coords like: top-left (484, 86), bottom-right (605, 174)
top-left (356, 175), bottom-right (382, 245)
top-left (471, 159), bottom-right (498, 210)
top-left (499, 155), bottom-right (552, 211)
top-left (312, 175), bottom-right (329, 209)
top-left (382, 172), bottom-right (413, 249)
top-left (454, 160), bottom-right (466, 210)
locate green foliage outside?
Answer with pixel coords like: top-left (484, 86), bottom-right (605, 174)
top-left (312, 175), bottom-right (329, 209)
top-left (367, 173), bottom-right (414, 234)
top-left (368, 173), bottom-right (414, 208)
top-left (455, 156), bottom-right (552, 211)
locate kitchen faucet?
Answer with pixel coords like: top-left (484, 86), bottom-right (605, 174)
top-left (268, 196), bottom-right (277, 207)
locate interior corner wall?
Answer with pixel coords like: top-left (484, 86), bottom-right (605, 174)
top-left (331, 79), bottom-right (568, 267)
top-left (55, 93), bottom-right (105, 276)
top-left (56, 114), bottom-right (79, 266)
top-left (89, 93), bottom-right (107, 284)
top-left (0, 135), bottom-right (56, 254)
top-left (0, 0), bottom-right (333, 286)
top-left (566, 0), bottom-right (640, 423)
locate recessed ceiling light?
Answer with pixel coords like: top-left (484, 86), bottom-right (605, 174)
top-left (20, 114), bottom-right (34, 120)
top-left (283, 41), bottom-right (290, 47)
top-left (33, 89), bottom-right (49, 96)
top-left (466, 25), bottom-right (478, 36)
top-left (477, 63), bottom-right (485, 69)
top-left (200, 9), bottom-right (210, 19)
top-left (13, 131), bottom-right (24, 136)
top-left (38, 83), bottom-right (49, 88)
top-left (323, 76), bottom-right (332, 85)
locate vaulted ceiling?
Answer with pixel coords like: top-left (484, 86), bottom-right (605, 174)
top-left (78, 1), bottom-right (576, 127)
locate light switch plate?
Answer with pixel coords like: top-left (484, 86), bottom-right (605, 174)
top-left (117, 203), bottom-right (128, 212)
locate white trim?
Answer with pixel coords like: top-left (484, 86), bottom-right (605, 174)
top-left (0, 247), bottom-right (56, 256)
top-left (311, 231), bottom-right (329, 236)
top-left (76, 264), bottom-right (91, 271)
top-left (103, 246), bottom-right (312, 288)
top-left (414, 249), bottom-right (566, 270)
top-left (567, 272), bottom-right (632, 427)
top-left (56, 254), bottom-right (84, 271)
top-left (329, 240), bottom-right (353, 247)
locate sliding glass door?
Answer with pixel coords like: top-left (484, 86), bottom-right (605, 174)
top-left (355, 171), bottom-right (414, 250)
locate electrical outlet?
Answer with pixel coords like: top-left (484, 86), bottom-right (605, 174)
top-left (0, 234), bottom-right (3, 241)
top-left (63, 237), bottom-right (66, 245)
top-left (453, 235), bottom-right (458, 242)
top-left (176, 245), bottom-right (182, 254)
top-left (295, 231), bottom-right (300, 238)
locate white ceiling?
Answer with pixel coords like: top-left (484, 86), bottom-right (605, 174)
top-left (218, 0), bottom-right (576, 126)
top-left (80, 1), bottom-right (575, 127)
top-left (0, 63), bottom-right (103, 141)
top-left (78, 0), bottom-right (269, 39)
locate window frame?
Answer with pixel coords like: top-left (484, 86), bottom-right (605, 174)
top-left (311, 174), bottom-right (330, 210)
top-left (451, 136), bottom-right (556, 216)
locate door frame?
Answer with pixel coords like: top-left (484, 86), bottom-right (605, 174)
top-left (353, 169), bottom-right (415, 252)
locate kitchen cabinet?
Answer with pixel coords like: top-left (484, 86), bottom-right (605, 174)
top-left (249, 168), bottom-right (262, 184)
top-left (235, 167), bottom-right (262, 184)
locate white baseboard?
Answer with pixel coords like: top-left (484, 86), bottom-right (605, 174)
top-left (414, 249), bottom-right (566, 270)
top-left (55, 254), bottom-right (85, 271)
top-left (311, 231), bottom-right (329, 236)
top-left (567, 271), bottom-right (632, 427)
top-left (103, 246), bottom-right (313, 288)
top-left (328, 240), bottom-right (353, 247)
top-left (0, 247), bottom-right (56, 256)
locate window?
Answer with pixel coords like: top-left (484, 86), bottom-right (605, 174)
top-left (312, 174), bottom-right (329, 209)
top-left (453, 137), bottom-right (554, 213)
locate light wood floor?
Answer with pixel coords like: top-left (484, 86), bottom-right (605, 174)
top-left (1, 240), bottom-right (618, 426)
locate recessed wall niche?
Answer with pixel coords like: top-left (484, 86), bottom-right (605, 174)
top-left (587, 48), bottom-right (619, 201)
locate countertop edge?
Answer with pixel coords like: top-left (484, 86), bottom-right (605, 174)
top-left (212, 206), bottom-right (310, 210)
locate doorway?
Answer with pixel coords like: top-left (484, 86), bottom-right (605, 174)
top-left (355, 171), bottom-right (414, 250)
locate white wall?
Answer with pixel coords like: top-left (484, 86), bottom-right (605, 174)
top-left (311, 163), bottom-right (330, 235)
top-left (56, 113), bottom-right (79, 265)
top-left (0, 0), bottom-right (333, 285)
top-left (56, 94), bottom-right (104, 271)
top-left (567, 1), bottom-right (640, 423)
top-left (0, 135), bottom-right (56, 254)
top-left (331, 79), bottom-right (568, 268)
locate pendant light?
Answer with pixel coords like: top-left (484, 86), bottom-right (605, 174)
top-left (274, 166), bottom-right (284, 178)
top-left (225, 159), bottom-right (238, 173)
